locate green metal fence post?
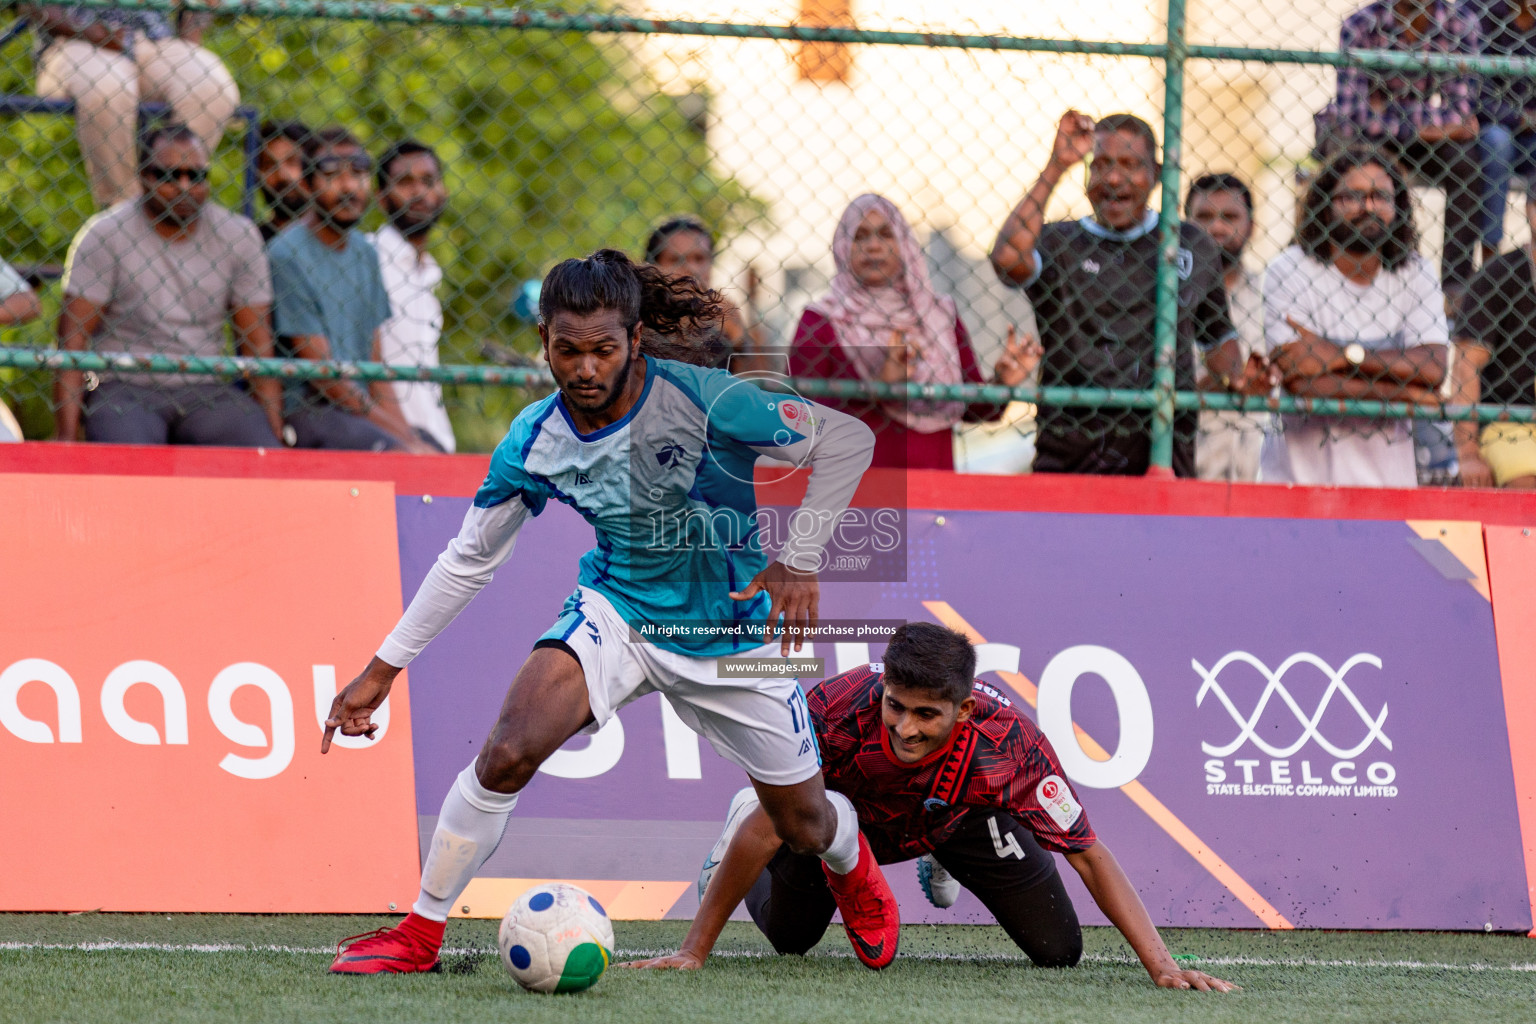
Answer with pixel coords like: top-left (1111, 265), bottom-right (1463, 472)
top-left (1149, 0), bottom-right (1188, 474)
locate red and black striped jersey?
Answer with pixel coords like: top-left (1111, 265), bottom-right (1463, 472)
top-left (807, 663), bottom-right (1098, 863)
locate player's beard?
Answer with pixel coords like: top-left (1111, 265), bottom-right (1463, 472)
top-left (1330, 214), bottom-right (1389, 256)
top-left (261, 184), bottom-right (307, 221)
top-left (317, 192), bottom-right (365, 232)
top-left (386, 198), bottom-right (443, 238)
top-left (561, 349), bottom-right (634, 416)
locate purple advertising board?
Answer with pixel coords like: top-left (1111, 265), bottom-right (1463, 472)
top-left (395, 495), bottom-right (1531, 931)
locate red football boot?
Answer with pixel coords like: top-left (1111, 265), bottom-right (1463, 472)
top-left (823, 832), bottom-right (900, 970)
top-left (330, 913), bottom-right (444, 974)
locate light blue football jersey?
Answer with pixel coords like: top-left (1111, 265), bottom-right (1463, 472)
top-left (474, 356), bottom-right (824, 656)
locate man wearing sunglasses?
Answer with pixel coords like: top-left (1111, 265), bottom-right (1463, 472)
top-left (55, 124), bottom-right (284, 446)
top-left (268, 126), bottom-right (433, 452)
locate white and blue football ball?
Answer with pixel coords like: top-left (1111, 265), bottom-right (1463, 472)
top-left (498, 883), bottom-right (615, 993)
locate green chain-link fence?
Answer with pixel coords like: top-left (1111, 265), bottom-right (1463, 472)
top-left (4, 1), bottom-right (1536, 485)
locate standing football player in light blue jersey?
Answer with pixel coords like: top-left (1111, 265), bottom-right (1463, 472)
top-left (321, 250), bottom-right (903, 973)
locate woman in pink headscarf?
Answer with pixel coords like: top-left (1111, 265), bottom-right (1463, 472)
top-left (790, 194), bottom-right (1038, 470)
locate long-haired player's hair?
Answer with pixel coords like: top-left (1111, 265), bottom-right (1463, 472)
top-left (539, 248), bottom-right (728, 341)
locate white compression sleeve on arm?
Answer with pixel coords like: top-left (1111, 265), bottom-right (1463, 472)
top-left (749, 403), bottom-right (876, 573)
top-left (376, 500), bottom-right (529, 667)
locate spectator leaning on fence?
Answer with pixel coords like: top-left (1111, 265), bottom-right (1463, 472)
top-left (1452, 190), bottom-right (1536, 487)
top-left (1313, 0), bottom-right (1481, 301)
top-left (257, 120), bottom-right (311, 244)
top-left (1467, 0), bottom-right (1536, 258)
top-left (0, 258), bottom-right (42, 326)
top-left (1186, 173), bottom-right (1272, 483)
top-left (0, 256), bottom-right (42, 440)
top-left (268, 127), bottom-right (432, 453)
top-left (790, 194), bottom-right (1039, 471)
top-left (367, 139), bottom-right (456, 453)
top-left (645, 215), bottom-right (771, 373)
top-left (52, 125), bottom-right (282, 446)
top-left (990, 111), bottom-right (1244, 478)
top-left (23, 5), bottom-right (239, 211)
top-left (1262, 148), bottom-right (1450, 488)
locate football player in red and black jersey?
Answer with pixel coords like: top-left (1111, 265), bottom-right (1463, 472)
top-left (625, 622), bottom-right (1237, 991)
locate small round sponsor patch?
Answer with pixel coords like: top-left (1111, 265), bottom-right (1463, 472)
top-left (1036, 774), bottom-right (1082, 830)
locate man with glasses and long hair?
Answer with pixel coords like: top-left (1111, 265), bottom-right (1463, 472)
top-left (54, 124), bottom-right (283, 446)
top-left (1262, 148), bottom-right (1451, 487)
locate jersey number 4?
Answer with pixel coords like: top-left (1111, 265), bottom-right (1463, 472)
top-left (988, 816), bottom-right (1026, 860)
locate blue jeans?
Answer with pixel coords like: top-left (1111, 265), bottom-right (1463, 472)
top-left (1479, 123), bottom-right (1536, 247)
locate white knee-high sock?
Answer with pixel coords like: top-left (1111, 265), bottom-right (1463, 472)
top-left (819, 790), bottom-right (861, 876)
top-left (412, 762), bottom-right (519, 922)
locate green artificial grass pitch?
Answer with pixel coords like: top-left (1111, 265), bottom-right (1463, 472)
top-left (2, 914), bottom-right (1533, 1024)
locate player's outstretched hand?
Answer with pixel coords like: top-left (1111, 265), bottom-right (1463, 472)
top-left (321, 657), bottom-right (400, 753)
top-left (1153, 967), bottom-right (1240, 992)
top-left (730, 560), bottom-right (819, 656)
top-left (616, 951), bottom-right (706, 970)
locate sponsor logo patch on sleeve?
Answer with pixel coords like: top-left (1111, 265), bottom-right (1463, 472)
top-left (777, 400), bottom-right (816, 435)
top-left (1036, 774), bottom-right (1082, 830)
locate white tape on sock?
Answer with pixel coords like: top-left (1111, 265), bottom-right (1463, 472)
top-left (420, 829), bottom-right (479, 900)
top-left (820, 790), bottom-right (860, 875)
top-left (412, 761), bottom-right (520, 919)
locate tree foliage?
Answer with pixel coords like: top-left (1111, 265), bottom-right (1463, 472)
top-left (0, 8), bottom-right (767, 448)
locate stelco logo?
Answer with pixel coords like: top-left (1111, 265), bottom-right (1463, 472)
top-left (0, 659), bottom-right (391, 780)
top-left (1195, 652), bottom-right (1397, 799)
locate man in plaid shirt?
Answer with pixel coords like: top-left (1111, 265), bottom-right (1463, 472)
top-left (1316, 0), bottom-right (1481, 299)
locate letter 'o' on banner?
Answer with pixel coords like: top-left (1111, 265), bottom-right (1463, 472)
top-left (1037, 645), bottom-right (1154, 789)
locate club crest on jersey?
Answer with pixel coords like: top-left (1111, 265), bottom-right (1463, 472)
top-left (1036, 774), bottom-right (1082, 830)
top-left (655, 443), bottom-right (688, 468)
top-left (1175, 248), bottom-right (1194, 280)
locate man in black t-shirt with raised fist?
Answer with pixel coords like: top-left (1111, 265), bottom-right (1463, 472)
top-left (990, 111), bottom-right (1250, 478)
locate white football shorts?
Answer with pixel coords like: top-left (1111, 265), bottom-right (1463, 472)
top-left (537, 585), bottom-right (821, 786)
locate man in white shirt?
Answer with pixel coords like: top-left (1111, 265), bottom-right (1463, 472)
top-left (369, 140), bottom-right (455, 453)
top-left (1187, 173), bottom-right (1270, 482)
top-left (1262, 149), bottom-right (1450, 488)
top-left (0, 258), bottom-right (39, 442)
